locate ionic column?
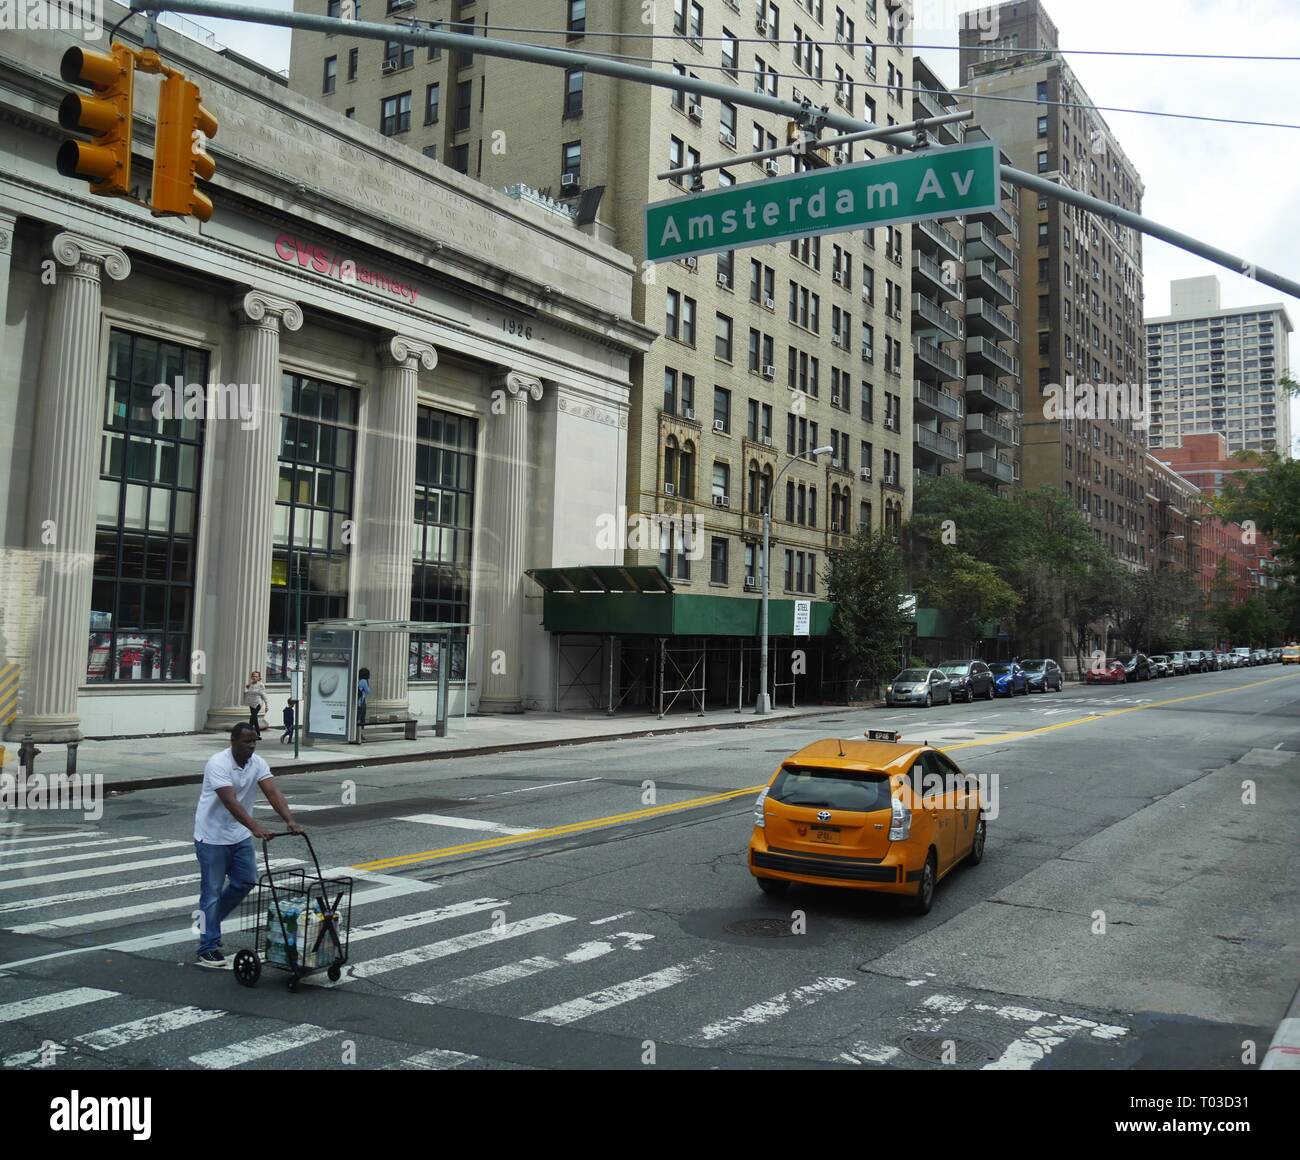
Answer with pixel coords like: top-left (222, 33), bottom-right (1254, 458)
top-left (363, 335), bottom-right (437, 721)
top-left (0, 212), bottom-right (16, 380)
top-left (13, 233), bottom-right (130, 742)
top-left (205, 291), bottom-right (303, 731)
top-left (477, 372), bottom-right (543, 713)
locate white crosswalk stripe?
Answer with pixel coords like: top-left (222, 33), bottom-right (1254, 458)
top-left (406, 932), bottom-right (655, 1005)
top-left (1, 841), bottom-right (190, 871)
top-left (5, 1006), bottom-right (225, 1067)
top-left (523, 953), bottom-right (717, 1026)
top-left (0, 836), bottom-right (144, 856)
top-left (0, 852), bottom-right (204, 891)
top-left (695, 976), bottom-right (857, 1042)
top-left (190, 1024), bottom-right (341, 1069)
top-left (0, 988), bottom-right (118, 1024)
top-left (389, 1047), bottom-right (479, 1070)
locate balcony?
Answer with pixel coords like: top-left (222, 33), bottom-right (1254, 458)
top-left (913, 86), bottom-right (947, 121)
top-left (965, 374), bottom-right (1019, 414)
top-left (965, 259), bottom-right (1014, 304)
top-left (966, 451), bottom-right (1015, 484)
top-left (965, 411), bottom-right (1019, 449)
top-left (911, 249), bottom-right (962, 302)
top-left (964, 298), bottom-right (1019, 343)
top-left (915, 424), bottom-right (962, 463)
top-left (914, 379), bottom-right (964, 423)
top-left (911, 293), bottom-right (963, 342)
top-left (967, 336), bottom-right (1020, 379)
top-left (914, 216), bottom-right (962, 262)
top-left (965, 221), bottom-right (1015, 270)
top-left (913, 336), bottom-right (964, 385)
top-left (969, 200), bottom-right (1016, 237)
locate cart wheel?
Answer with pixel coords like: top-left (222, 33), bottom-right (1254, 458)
top-left (287, 975), bottom-right (300, 993)
top-left (327, 964), bottom-right (341, 982)
top-left (232, 949), bottom-right (260, 988)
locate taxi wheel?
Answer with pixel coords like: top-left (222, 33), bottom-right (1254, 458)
top-left (756, 876), bottom-right (790, 896)
top-left (909, 853), bottom-right (937, 915)
top-left (966, 818), bottom-right (986, 865)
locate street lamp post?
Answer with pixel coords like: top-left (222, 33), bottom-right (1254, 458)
top-left (757, 445), bottom-right (834, 715)
top-left (1147, 533), bottom-right (1185, 655)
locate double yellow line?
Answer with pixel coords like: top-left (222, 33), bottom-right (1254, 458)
top-left (352, 671), bottom-right (1299, 873)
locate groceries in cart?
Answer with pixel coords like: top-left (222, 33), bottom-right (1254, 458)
top-left (264, 894), bottom-right (338, 971)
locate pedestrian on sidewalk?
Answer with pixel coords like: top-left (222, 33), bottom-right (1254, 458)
top-left (280, 698), bottom-right (297, 744)
top-left (193, 722), bottom-right (302, 969)
top-left (353, 667), bottom-right (370, 744)
top-left (243, 670), bottom-right (267, 739)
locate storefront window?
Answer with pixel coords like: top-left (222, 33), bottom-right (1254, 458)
top-left (88, 330), bottom-right (207, 682)
top-left (267, 372), bottom-right (359, 680)
top-left (410, 406), bottom-right (477, 681)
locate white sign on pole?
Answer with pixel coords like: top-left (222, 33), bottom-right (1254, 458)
top-left (793, 600), bottom-right (811, 637)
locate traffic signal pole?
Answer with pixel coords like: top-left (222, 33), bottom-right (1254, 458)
top-left (125, 0), bottom-right (1300, 299)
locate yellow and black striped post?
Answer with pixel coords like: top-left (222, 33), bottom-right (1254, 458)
top-left (0, 662), bottom-right (19, 771)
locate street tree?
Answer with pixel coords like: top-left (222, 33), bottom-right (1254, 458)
top-left (825, 528), bottom-right (909, 697)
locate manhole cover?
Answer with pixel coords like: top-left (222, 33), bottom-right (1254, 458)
top-left (724, 918), bottom-right (797, 938)
top-left (900, 1035), bottom-right (999, 1066)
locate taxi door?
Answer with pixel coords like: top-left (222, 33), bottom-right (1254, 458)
top-left (919, 751), bottom-right (958, 872)
top-left (937, 751), bottom-right (979, 861)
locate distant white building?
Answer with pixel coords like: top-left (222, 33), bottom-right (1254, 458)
top-left (0, 11), bottom-right (652, 742)
top-left (1146, 276), bottom-right (1294, 458)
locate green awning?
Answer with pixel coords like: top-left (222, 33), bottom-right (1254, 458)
top-left (535, 587), bottom-right (835, 638)
top-left (526, 565), bottom-right (675, 595)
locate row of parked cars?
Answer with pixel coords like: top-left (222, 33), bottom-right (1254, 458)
top-left (885, 658), bottom-right (1065, 707)
top-left (1085, 646), bottom-right (1295, 683)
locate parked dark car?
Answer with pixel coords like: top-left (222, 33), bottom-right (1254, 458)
top-left (1117, 653), bottom-right (1153, 681)
top-left (1167, 651), bottom-right (1190, 675)
top-left (937, 659), bottom-right (995, 702)
top-left (1020, 658), bottom-right (1063, 692)
top-left (1184, 650), bottom-right (1211, 673)
top-left (987, 661), bottom-right (1028, 696)
top-left (1149, 655), bottom-right (1173, 678)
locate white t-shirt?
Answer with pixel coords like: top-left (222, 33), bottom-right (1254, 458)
top-left (194, 748), bottom-right (273, 844)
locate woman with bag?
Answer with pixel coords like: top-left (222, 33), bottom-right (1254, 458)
top-left (354, 667), bottom-right (370, 744)
top-left (244, 670), bottom-right (267, 740)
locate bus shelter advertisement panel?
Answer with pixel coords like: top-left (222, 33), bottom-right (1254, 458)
top-left (308, 629), bottom-right (356, 739)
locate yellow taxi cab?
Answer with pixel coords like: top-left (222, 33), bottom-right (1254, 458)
top-left (748, 730), bottom-right (985, 915)
top-left (1283, 644), bottom-right (1300, 665)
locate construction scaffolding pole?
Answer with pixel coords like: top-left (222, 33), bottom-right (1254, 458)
top-left (127, 0), bottom-right (1300, 298)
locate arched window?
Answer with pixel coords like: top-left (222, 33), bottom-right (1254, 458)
top-left (829, 485), bottom-right (840, 531)
top-left (748, 459), bottom-right (762, 513)
top-left (762, 465), bottom-right (773, 511)
top-left (664, 436), bottom-right (679, 493)
top-left (680, 440), bottom-right (696, 498)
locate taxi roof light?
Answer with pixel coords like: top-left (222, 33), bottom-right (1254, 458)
top-left (865, 728), bottom-right (901, 743)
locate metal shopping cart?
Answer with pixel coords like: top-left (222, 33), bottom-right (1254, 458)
top-left (233, 831), bottom-right (352, 992)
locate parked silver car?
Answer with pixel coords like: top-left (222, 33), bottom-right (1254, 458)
top-left (885, 668), bottom-right (953, 708)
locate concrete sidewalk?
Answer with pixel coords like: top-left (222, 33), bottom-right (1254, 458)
top-left (3, 704), bottom-right (854, 792)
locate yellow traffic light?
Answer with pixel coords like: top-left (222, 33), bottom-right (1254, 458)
top-left (152, 73), bottom-right (218, 222)
top-left (57, 44), bottom-right (135, 198)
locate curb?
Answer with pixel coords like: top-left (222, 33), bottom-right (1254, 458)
top-left (1261, 980), bottom-right (1300, 1070)
top-left (101, 704), bottom-right (854, 794)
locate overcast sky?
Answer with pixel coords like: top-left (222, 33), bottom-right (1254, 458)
top-left (185, 0), bottom-right (1300, 454)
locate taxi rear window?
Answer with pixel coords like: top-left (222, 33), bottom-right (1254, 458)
top-left (770, 765), bottom-right (893, 812)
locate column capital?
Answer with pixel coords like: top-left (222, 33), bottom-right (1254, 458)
top-left (232, 289), bottom-right (304, 332)
top-left (48, 231), bottom-right (131, 281)
top-left (0, 209), bottom-right (15, 255)
top-left (381, 334), bottom-right (438, 371)
top-left (492, 371), bottom-right (544, 403)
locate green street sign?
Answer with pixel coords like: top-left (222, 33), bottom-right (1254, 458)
top-left (645, 140), bottom-right (999, 263)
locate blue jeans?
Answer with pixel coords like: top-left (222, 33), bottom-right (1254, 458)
top-left (194, 838), bottom-right (257, 954)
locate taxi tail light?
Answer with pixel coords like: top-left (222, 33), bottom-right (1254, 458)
top-left (889, 795), bottom-right (911, 841)
top-left (753, 786), bottom-right (769, 828)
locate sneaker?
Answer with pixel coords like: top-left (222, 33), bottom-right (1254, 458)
top-left (196, 950), bottom-right (228, 969)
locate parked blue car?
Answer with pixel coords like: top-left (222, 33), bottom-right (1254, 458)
top-left (987, 660), bottom-right (1028, 696)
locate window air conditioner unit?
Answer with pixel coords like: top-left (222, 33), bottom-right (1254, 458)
top-left (682, 255), bottom-right (698, 270)
top-left (664, 482), bottom-right (676, 495)
top-left (713, 419), bottom-right (727, 432)
top-left (761, 436), bottom-right (774, 447)
top-left (717, 273), bottom-right (730, 288)
top-left (860, 467), bottom-right (872, 481)
top-left (713, 494), bottom-right (730, 507)
top-left (834, 147), bottom-right (848, 164)
top-left (682, 407), bottom-right (695, 420)
top-left (757, 18), bottom-right (770, 35)
top-left (762, 365), bottom-right (775, 379)
top-left (832, 270), bottom-right (844, 285)
top-left (561, 172), bottom-right (578, 187)
top-left (763, 296), bottom-right (776, 310)
top-left (831, 392), bottom-right (841, 405)
top-left (744, 575), bottom-right (757, 589)
top-left (764, 158), bottom-right (780, 176)
top-left (835, 33), bottom-right (847, 46)
top-left (381, 59), bottom-right (398, 74)
top-left (688, 103), bottom-right (703, 122)
top-left (720, 130), bottom-right (736, 148)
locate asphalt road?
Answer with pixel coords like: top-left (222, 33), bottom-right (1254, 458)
top-left (2, 665), bottom-right (1298, 1071)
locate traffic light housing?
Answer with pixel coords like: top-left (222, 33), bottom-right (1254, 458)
top-left (57, 44), bottom-right (135, 197)
top-left (152, 73), bottom-right (218, 222)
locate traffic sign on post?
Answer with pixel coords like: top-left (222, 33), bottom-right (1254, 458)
top-left (645, 140), bottom-right (998, 263)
